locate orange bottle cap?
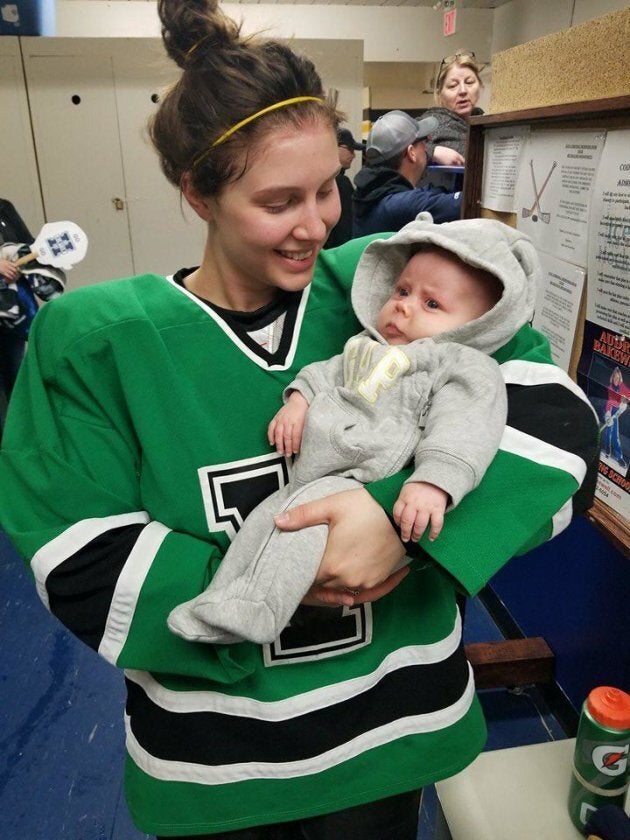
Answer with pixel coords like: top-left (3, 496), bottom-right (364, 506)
top-left (587, 686), bottom-right (630, 729)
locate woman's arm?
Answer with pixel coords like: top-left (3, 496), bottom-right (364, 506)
top-left (278, 331), bottom-right (600, 599)
top-left (274, 487), bottom-right (407, 601)
top-left (0, 302), bottom-right (256, 684)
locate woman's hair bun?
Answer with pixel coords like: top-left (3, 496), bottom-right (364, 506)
top-left (158, 0), bottom-right (239, 69)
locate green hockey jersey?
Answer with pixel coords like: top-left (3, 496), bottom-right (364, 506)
top-left (0, 236), bottom-right (598, 836)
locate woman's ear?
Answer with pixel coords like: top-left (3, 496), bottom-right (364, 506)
top-left (181, 173), bottom-right (213, 222)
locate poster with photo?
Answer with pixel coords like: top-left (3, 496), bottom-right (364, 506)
top-left (577, 324), bottom-right (630, 520)
top-left (576, 129), bottom-right (630, 520)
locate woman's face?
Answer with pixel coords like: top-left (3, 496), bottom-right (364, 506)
top-left (438, 64), bottom-right (481, 119)
top-left (203, 120), bottom-right (341, 310)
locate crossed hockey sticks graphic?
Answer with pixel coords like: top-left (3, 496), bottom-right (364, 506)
top-left (522, 160), bottom-right (557, 223)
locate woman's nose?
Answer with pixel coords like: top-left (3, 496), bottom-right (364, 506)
top-left (294, 203), bottom-right (328, 241)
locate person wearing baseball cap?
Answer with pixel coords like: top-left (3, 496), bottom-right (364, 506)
top-left (325, 127), bottom-right (364, 249)
top-left (353, 109), bottom-right (462, 236)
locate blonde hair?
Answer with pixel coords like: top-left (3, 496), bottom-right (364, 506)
top-left (434, 51), bottom-right (482, 103)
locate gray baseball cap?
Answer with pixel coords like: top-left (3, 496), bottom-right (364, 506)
top-left (365, 110), bottom-right (438, 165)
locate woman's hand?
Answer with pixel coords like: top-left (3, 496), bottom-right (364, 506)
top-left (431, 146), bottom-right (465, 166)
top-left (274, 487), bottom-right (408, 607)
top-left (0, 258), bottom-right (20, 283)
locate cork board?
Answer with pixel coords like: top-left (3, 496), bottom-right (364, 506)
top-left (489, 9), bottom-right (630, 114)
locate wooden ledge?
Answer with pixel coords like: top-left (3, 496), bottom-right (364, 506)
top-left (465, 637), bottom-right (555, 689)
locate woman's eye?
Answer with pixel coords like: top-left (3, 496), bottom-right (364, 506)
top-left (266, 203), bottom-right (290, 214)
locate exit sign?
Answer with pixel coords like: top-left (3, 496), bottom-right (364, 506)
top-left (443, 8), bottom-right (457, 36)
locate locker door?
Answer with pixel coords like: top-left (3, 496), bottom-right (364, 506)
top-left (24, 55), bottom-right (134, 289)
top-left (0, 42), bottom-right (45, 234)
top-left (113, 48), bottom-right (206, 277)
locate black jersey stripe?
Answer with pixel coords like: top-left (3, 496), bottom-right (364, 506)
top-left (506, 382), bottom-right (599, 514)
top-left (125, 644), bottom-right (470, 766)
top-left (46, 523), bottom-right (146, 650)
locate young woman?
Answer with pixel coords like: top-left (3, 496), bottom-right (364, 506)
top-left (0, 1), bottom-right (598, 838)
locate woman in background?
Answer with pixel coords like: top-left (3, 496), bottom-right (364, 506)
top-left (422, 50), bottom-right (484, 167)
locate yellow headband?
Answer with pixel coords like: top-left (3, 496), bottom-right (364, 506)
top-left (212, 96), bottom-right (323, 148)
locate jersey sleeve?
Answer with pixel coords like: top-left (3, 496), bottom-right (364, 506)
top-left (407, 349), bottom-right (507, 508)
top-left (365, 327), bottom-right (600, 596)
top-left (0, 302), bottom-right (258, 684)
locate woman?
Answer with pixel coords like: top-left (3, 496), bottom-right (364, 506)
top-left (423, 50), bottom-right (484, 166)
top-left (602, 366), bottom-right (629, 469)
top-left (0, 1), bottom-right (598, 838)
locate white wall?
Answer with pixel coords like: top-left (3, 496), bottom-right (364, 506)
top-left (56, 1), bottom-right (494, 63)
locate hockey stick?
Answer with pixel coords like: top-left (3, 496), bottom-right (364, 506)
top-left (599, 399), bottom-right (628, 433)
top-left (522, 160), bottom-right (556, 222)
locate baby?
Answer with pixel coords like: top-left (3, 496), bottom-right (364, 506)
top-left (169, 216), bottom-right (538, 645)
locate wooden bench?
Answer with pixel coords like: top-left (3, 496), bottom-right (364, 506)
top-left (464, 637), bottom-right (555, 689)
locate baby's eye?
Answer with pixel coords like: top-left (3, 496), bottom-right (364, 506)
top-left (395, 287), bottom-right (409, 297)
top-left (426, 299), bottom-right (439, 309)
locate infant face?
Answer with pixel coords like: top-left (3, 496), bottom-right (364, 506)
top-left (376, 247), bottom-right (501, 344)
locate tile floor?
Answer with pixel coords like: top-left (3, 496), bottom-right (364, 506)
top-left (0, 530), bottom-right (567, 839)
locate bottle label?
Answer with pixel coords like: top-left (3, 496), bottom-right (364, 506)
top-left (592, 743), bottom-right (628, 777)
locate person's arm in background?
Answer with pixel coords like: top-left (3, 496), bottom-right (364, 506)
top-left (430, 146), bottom-right (466, 166)
top-left (0, 258), bottom-right (20, 283)
top-left (375, 188), bottom-right (462, 230)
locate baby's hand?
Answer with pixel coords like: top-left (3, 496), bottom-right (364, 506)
top-left (393, 482), bottom-right (449, 543)
top-left (267, 390), bottom-right (309, 456)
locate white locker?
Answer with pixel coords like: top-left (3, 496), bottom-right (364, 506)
top-left (24, 52), bottom-right (134, 289)
top-left (0, 38), bottom-right (45, 236)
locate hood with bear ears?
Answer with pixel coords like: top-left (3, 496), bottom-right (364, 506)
top-left (351, 214), bottom-right (539, 356)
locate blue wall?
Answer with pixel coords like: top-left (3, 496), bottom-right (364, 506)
top-left (489, 515), bottom-right (630, 711)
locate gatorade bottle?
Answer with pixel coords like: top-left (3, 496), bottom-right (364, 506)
top-left (568, 686), bottom-right (630, 833)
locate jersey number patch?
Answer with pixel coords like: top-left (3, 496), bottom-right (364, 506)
top-left (198, 453), bottom-right (372, 664)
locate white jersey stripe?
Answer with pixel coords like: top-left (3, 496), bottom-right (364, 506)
top-left (551, 498), bottom-right (574, 538)
top-left (32, 511), bottom-right (150, 608)
top-left (500, 425), bottom-right (586, 486)
top-left (124, 665), bottom-right (475, 785)
top-left (124, 610), bottom-right (462, 720)
top-left (99, 521), bottom-right (171, 665)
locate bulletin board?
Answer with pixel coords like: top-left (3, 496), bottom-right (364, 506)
top-left (461, 95), bottom-right (630, 556)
